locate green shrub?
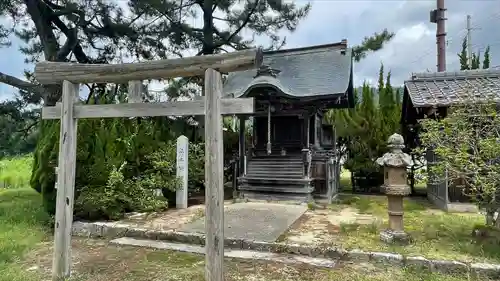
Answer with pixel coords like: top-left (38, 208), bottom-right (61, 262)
top-left (151, 140), bottom-right (205, 207)
top-left (75, 162), bottom-right (169, 220)
top-left (29, 87), bottom-right (240, 221)
top-left (30, 116), bottom-right (207, 221)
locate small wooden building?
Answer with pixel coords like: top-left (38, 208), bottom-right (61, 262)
top-left (401, 69), bottom-right (500, 211)
top-left (223, 41), bottom-right (354, 201)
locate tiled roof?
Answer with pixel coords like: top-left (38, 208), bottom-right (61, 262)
top-left (223, 42), bottom-right (352, 99)
top-left (404, 69), bottom-right (500, 108)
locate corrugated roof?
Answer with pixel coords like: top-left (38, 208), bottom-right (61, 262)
top-left (404, 69), bottom-right (500, 108)
top-left (223, 42), bottom-right (352, 99)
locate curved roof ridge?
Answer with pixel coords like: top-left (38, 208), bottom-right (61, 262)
top-left (264, 41), bottom-right (347, 56)
top-left (223, 42), bottom-right (353, 100)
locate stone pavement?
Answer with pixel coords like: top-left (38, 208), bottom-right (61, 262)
top-left (179, 202), bottom-right (307, 242)
top-left (111, 237), bottom-right (337, 268)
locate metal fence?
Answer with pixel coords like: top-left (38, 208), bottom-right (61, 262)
top-left (426, 147), bottom-right (449, 209)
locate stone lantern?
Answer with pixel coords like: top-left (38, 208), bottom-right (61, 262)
top-left (375, 133), bottom-right (413, 244)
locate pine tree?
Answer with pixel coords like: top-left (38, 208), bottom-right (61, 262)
top-left (1, 0), bottom-right (396, 147)
top-left (0, 1), bottom-right (396, 107)
top-left (0, 1), bottom-right (398, 218)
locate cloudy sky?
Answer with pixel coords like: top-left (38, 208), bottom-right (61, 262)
top-left (0, 0), bottom-right (499, 100)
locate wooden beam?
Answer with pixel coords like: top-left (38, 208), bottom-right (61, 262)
top-left (251, 109), bottom-right (307, 117)
top-left (35, 48), bottom-right (263, 84)
top-left (52, 81), bottom-right (79, 281)
top-left (41, 98), bottom-right (254, 120)
top-left (204, 68), bottom-right (224, 281)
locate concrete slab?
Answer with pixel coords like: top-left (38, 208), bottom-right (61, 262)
top-left (179, 202), bottom-right (307, 242)
top-left (111, 237), bottom-right (337, 268)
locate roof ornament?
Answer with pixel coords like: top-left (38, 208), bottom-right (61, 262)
top-left (254, 64), bottom-right (281, 78)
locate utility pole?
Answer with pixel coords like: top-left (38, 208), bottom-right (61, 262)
top-left (430, 0), bottom-right (447, 72)
top-left (467, 15), bottom-right (472, 68)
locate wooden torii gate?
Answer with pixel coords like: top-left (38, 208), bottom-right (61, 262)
top-left (34, 49), bottom-right (263, 281)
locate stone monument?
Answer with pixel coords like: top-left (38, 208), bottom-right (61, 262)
top-left (176, 135), bottom-right (189, 209)
top-left (375, 133), bottom-right (413, 244)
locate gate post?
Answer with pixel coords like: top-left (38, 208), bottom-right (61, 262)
top-left (52, 81), bottom-right (79, 281)
top-left (204, 68), bottom-right (225, 281)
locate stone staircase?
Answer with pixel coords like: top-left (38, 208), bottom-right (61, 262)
top-left (237, 154), bottom-right (313, 201)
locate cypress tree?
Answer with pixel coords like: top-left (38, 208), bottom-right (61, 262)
top-left (458, 36), bottom-right (492, 70)
top-left (471, 52), bottom-right (481, 70)
top-left (459, 37), bottom-right (469, 70)
top-left (483, 46), bottom-right (491, 69)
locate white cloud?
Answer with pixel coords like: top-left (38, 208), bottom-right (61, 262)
top-left (396, 23), bottom-right (433, 42)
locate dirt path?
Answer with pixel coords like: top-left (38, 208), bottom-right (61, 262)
top-left (20, 238), bottom-right (472, 281)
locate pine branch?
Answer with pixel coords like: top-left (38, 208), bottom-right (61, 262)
top-left (55, 27), bottom-right (78, 61)
top-left (41, 0), bottom-right (66, 10)
top-left (16, 119), bottom-right (39, 138)
top-left (0, 72), bottom-right (44, 95)
top-left (352, 29), bottom-right (394, 62)
top-left (25, 0), bottom-right (60, 61)
top-left (50, 14), bottom-right (91, 63)
top-left (213, 0), bottom-right (259, 49)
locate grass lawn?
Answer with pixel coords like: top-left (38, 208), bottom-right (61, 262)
top-left (0, 188), bottom-right (51, 281)
top-left (0, 155), bottom-right (33, 189)
top-left (329, 169), bottom-right (491, 262)
top-left (330, 170), bottom-right (491, 262)
top-left (331, 195), bottom-right (492, 263)
top-left (339, 168), bottom-right (428, 195)
top-left (0, 157), bottom-right (486, 280)
top-left (0, 190), bottom-right (474, 280)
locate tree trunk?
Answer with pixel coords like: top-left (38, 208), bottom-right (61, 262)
top-left (196, 0), bottom-right (215, 139)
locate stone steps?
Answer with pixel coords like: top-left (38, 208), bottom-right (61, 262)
top-left (238, 176), bottom-right (309, 184)
top-left (248, 161), bottom-right (303, 166)
top-left (246, 171), bottom-right (304, 178)
top-left (248, 162), bottom-right (303, 166)
top-left (238, 184), bottom-right (312, 194)
top-left (238, 154), bottom-right (310, 202)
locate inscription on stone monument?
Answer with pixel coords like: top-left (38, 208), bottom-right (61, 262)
top-left (176, 135), bottom-right (189, 209)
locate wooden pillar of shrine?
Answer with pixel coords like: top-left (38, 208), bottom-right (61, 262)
top-left (239, 116), bottom-right (247, 175)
